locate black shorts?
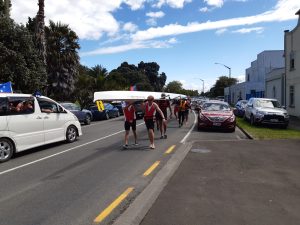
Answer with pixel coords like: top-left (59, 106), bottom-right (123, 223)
top-left (145, 119), bottom-right (155, 130)
top-left (155, 111), bottom-right (167, 120)
top-left (124, 120), bottom-right (136, 131)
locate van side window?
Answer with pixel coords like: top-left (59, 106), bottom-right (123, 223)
top-left (37, 98), bottom-right (58, 113)
top-left (7, 97), bottom-right (35, 115)
top-left (0, 97), bottom-right (8, 116)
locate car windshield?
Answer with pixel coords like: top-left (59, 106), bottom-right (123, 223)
top-left (202, 103), bottom-right (230, 111)
top-left (240, 101), bottom-right (248, 107)
top-left (61, 103), bottom-right (73, 110)
top-left (255, 100), bottom-right (281, 108)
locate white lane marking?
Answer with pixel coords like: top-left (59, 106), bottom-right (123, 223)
top-left (0, 123), bottom-right (144, 176)
top-left (180, 111), bottom-right (197, 144)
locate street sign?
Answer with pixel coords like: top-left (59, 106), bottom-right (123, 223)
top-left (96, 100), bottom-right (104, 111)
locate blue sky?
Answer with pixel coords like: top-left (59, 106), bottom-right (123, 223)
top-left (11, 0), bottom-right (300, 92)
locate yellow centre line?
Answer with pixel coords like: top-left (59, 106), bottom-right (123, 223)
top-left (143, 161), bottom-right (160, 176)
top-left (165, 145), bottom-right (176, 154)
top-left (94, 187), bottom-right (134, 223)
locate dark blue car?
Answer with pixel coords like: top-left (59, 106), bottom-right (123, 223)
top-left (60, 102), bottom-right (93, 125)
top-left (89, 103), bottom-right (120, 120)
top-left (233, 100), bottom-right (248, 117)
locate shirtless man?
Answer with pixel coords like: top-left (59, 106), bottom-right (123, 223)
top-left (123, 101), bottom-right (138, 149)
top-left (144, 95), bottom-right (165, 149)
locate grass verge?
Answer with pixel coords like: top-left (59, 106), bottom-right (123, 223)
top-left (237, 117), bottom-right (300, 140)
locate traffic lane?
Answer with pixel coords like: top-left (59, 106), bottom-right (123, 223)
top-left (141, 139), bottom-right (300, 225)
top-left (0, 116), bottom-right (127, 171)
top-left (186, 120), bottom-right (247, 142)
top-left (0, 115), bottom-right (194, 225)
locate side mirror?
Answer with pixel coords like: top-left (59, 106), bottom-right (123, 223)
top-left (247, 104), bottom-right (253, 108)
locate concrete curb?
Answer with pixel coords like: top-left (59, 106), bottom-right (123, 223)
top-left (236, 124), bottom-right (254, 140)
top-left (112, 142), bottom-right (193, 225)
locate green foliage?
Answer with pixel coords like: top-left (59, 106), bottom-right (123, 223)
top-left (45, 20), bottom-right (80, 101)
top-left (237, 117), bottom-right (300, 140)
top-left (164, 80), bottom-right (199, 96)
top-left (165, 81), bottom-right (183, 93)
top-left (138, 61), bottom-right (166, 91)
top-left (0, 16), bottom-right (47, 93)
top-left (209, 76), bottom-right (238, 97)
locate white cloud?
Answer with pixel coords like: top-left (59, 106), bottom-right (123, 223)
top-left (123, 22), bottom-right (138, 33)
top-left (146, 11), bottom-right (165, 26)
top-left (153, 0), bottom-right (192, 8)
top-left (204, 0), bottom-right (224, 8)
top-left (123, 0), bottom-right (146, 10)
top-left (215, 28), bottom-right (227, 35)
top-left (232, 27), bottom-right (264, 34)
top-left (81, 38), bottom-right (177, 56)
top-left (146, 11), bottom-right (165, 18)
top-left (199, 7), bottom-right (209, 12)
top-left (10, 0), bottom-right (147, 40)
top-left (132, 0), bottom-right (300, 41)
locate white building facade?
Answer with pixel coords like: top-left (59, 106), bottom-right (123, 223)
top-left (284, 10), bottom-right (300, 117)
top-left (265, 68), bottom-right (285, 105)
top-left (225, 50), bottom-right (284, 104)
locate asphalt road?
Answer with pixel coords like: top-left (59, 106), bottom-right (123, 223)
top-left (0, 112), bottom-right (247, 225)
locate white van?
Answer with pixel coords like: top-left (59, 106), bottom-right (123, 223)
top-left (0, 93), bottom-right (82, 163)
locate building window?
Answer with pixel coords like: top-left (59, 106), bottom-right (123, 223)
top-left (290, 51), bottom-right (295, 70)
top-left (247, 74), bottom-right (250, 81)
top-left (289, 86), bottom-right (294, 107)
top-left (273, 86), bottom-right (276, 98)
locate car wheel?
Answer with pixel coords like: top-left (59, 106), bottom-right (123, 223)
top-left (66, 125), bottom-right (78, 143)
top-left (105, 112), bottom-right (109, 120)
top-left (243, 113), bottom-right (248, 121)
top-left (84, 114), bottom-right (91, 125)
top-left (229, 127), bottom-right (236, 132)
top-left (250, 115), bottom-right (255, 126)
top-left (0, 138), bottom-right (14, 163)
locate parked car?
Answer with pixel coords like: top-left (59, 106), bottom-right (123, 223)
top-left (111, 101), bottom-right (124, 115)
top-left (89, 103), bottom-right (120, 120)
top-left (0, 93), bottom-right (82, 163)
top-left (197, 100), bottom-right (236, 132)
top-left (233, 100), bottom-right (248, 117)
top-left (60, 102), bottom-right (93, 125)
top-left (244, 98), bottom-right (289, 128)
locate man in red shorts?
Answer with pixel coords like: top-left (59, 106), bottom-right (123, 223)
top-left (144, 95), bottom-right (165, 149)
top-left (156, 93), bottom-right (172, 139)
top-left (123, 101), bottom-right (138, 149)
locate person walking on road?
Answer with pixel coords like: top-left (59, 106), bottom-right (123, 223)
top-left (123, 101), bottom-right (138, 149)
top-left (156, 93), bottom-right (172, 139)
top-left (144, 95), bottom-right (166, 149)
top-left (184, 97), bottom-right (191, 125)
top-left (178, 98), bottom-right (187, 127)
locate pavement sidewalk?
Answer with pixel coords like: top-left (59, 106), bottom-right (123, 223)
top-left (139, 139), bottom-right (300, 225)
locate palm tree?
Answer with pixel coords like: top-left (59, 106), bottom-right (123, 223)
top-left (35, 0), bottom-right (46, 65)
top-left (45, 20), bottom-right (80, 101)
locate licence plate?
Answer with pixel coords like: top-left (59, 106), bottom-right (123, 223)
top-left (270, 119), bottom-right (278, 122)
top-left (213, 122), bottom-right (221, 126)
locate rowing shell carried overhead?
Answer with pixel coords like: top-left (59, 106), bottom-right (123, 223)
top-left (94, 91), bottom-right (186, 102)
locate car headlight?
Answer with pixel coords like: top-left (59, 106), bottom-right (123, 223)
top-left (227, 114), bottom-right (235, 122)
top-left (256, 111), bottom-right (265, 117)
top-left (199, 113), bottom-right (208, 121)
top-left (283, 113), bottom-right (289, 118)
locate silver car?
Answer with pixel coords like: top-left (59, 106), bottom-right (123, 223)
top-left (244, 98), bottom-right (289, 128)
